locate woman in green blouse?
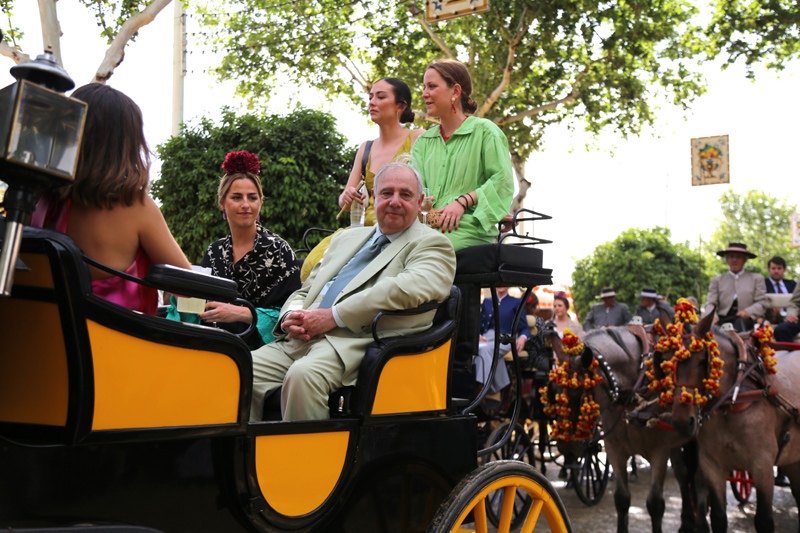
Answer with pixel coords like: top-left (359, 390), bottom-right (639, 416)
top-left (411, 59), bottom-right (514, 251)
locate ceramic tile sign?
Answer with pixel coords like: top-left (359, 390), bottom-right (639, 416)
top-left (691, 135), bottom-right (730, 186)
top-left (426, 0), bottom-right (489, 23)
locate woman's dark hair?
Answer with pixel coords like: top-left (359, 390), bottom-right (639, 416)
top-left (525, 292), bottom-right (539, 314)
top-left (554, 295), bottom-right (570, 311)
top-left (67, 83), bottom-right (151, 208)
top-left (377, 77), bottom-right (415, 123)
top-left (425, 59), bottom-right (478, 114)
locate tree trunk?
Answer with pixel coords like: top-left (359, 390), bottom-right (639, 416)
top-left (94, 0), bottom-right (173, 83)
top-left (510, 152), bottom-right (530, 213)
top-left (38, 0), bottom-right (62, 64)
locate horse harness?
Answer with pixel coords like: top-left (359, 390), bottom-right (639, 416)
top-left (698, 336), bottom-right (800, 464)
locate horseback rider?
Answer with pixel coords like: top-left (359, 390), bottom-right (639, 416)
top-left (583, 286), bottom-right (633, 330)
top-left (634, 287), bottom-right (675, 324)
top-left (704, 242), bottom-right (768, 332)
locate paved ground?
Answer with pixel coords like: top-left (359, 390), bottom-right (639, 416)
top-left (547, 459), bottom-right (797, 532)
top-left (472, 458), bottom-right (797, 532)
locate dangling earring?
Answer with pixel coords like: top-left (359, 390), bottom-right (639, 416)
top-left (222, 211), bottom-right (227, 221)
top-left (256, 213), bottom-right (261, 221)
top-left (451, 97), bottom-right (456, 114)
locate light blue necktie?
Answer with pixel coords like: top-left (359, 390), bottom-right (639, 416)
top-left (318, 234), bottom-right (390, 309)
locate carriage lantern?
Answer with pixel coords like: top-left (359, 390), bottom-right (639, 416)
top-left (0, 49), bottom-right (87, 296)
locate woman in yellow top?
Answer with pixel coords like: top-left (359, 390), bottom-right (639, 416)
top-left (301, 78), bottom-right (423, 280)
top-left (339, 77), bottom-right (424, 224)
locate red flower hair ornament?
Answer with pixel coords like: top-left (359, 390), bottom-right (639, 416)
top-left (222, 150), bottom-right (260, 176)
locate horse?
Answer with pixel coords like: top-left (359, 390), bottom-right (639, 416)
top-left (666, 310), bottom-right (800, 533)
top-left (545, 320), bottom-right (706, 533)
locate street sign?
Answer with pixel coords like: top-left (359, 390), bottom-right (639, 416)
top-left (426, 0), bottom-right (489, 23)
top-left (691, 135), bottom-right (730, 186)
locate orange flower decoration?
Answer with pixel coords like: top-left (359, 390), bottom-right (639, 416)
top-left (562, 329), bottom-right (584, 355)
top-left (674, 298), bottom-right (698, 324)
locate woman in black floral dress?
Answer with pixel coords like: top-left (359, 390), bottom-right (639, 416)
top-left (198, 151), bottom-right (301, 349)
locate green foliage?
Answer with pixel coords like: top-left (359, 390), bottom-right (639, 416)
top-left (707, 0), bottom-right (800, 77)
top-left (0, 0), bottom-right (24, 45)
top-left (153, 107), bottom-right (355, 263)
top-left (76, 0), bottom-right (154, 42)
top-left (194, 0), bottom-right (709, 162)
top-left (705, 189), bottom-right (800, 278)
top-left (571, 227), bottom-right (707, 320)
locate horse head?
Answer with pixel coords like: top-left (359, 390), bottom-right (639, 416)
top-left (544, 330), bottom-right (606, 460)
top-left (663, 310), bottom-right (727, 438)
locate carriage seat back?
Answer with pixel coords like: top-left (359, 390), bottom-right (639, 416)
top-left (0, 226), bottom-right (252, 445)
top-left (327, 285), bottom-right (461, 419)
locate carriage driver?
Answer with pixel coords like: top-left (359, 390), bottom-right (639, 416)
top-left (249, 161), bottom-right (457, 422)
top-left (634, 287), bottom-right (675, 324)
top-left (704, 242), bottom-right (768, 332)
top-left (583, 287), bottom-right (633, 331)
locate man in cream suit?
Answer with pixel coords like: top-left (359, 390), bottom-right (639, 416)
top-left (250, 162), bottom-right (456, 421)
top-left (704, 243), bottom-right (767, 332)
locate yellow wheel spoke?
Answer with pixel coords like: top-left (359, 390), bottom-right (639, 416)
top-left (498, 485), bottom-right (517, 531)
top-left (520, 498), bottom-right (544, 533)
top-left (474, 496), bottom-right (488, 533)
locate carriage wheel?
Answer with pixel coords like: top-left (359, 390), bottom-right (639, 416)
top-left (729, 470), bottom-right (754, 503)
top-left (571, 439), bottom-right (610, 506)
top-left (427, 460), bottom-right (572, 533)
top-left (531, 419), bottom-right (562, 472)
top-left (485, 422), bottom-right (535, 528)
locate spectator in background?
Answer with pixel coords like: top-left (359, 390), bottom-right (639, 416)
top-left (765, 256), bottom-right (796, 294)
top-left (478, 287), bottom-right (530, 393)
top-left (523, 293), bottom-right (547, 361)
top-left (764, 256), bottom-right (796, 325)
top-left (552, 293), bottom-right (585, 338)
top-left (634, 287), bottom-right (675, 324)
top-left (583, 287), bottom-right (632, 331)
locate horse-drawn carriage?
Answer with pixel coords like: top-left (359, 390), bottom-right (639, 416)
top-left (0, 51), bottom-right (577, 533)
top-left (0, 172), bottom-right (574, 533)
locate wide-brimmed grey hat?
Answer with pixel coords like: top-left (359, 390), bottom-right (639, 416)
top-left (716, 242), bottom-right (757, 259)
top-left (635, 287), bottom-right (662, 299)
top-left (596, 287), bottom-right (616, 299)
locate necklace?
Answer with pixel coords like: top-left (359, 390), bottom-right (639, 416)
top-left (440, 116), bottom-right (468, 142)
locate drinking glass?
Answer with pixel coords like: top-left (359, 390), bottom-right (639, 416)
top-left (420, 187), bottom-right (433, 225)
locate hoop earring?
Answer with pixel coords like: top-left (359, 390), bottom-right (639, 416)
top-left (222, 211), bottom-right (227, 221)
top-left (451, 97), bottom-right (456, 114)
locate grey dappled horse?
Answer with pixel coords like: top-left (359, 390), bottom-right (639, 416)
top-left (549, 321), bottom-right (706, 533)
top-left (670, 312), bottom-right (800, 533)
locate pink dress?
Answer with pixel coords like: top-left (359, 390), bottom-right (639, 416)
top-left (31, 195), bottom-right (158, 315)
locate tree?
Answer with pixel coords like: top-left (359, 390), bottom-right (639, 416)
top-left (0, 0), bottom-right (172, 82)
top-left (706, 0), bottom-right (800, 77)
top-left (195, 0), bottom-right (709, 210)
top-left (571, 227), bottom-right (707, 321)
top-left (705, 189), bottom-right (799, 278)
top-left (152, 107), bottom-right (355, 263)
